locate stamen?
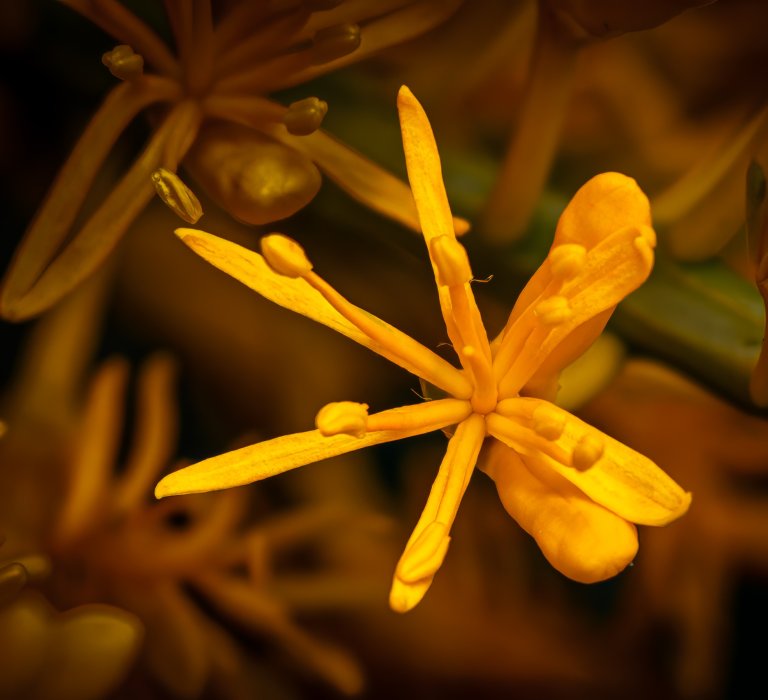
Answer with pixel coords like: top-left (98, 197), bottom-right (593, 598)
top-left (102, 44), bottom-right (144, 81)
top-left (531, 404), bottom-right (565, 440)
top-left (303, 270), bottom-right (474, 399)
top-left (549, 243), bottom-right (586, 280)
top-left (151, 167), bottom-right (203, 223)
top-left (311, 23), bottom-right (361, 64)
top-left (283, 97), bottom-right (329, 136)
top-left (534, 295), bottom-right (572, 325)
top-left (430, 235), bottom-right (472, 287)
top-left (571, 434), bottom-right (604, 471)
top-left (315, 401), bottom-right (369, 438)
top-left (260, 234), bottom-right (314, 278)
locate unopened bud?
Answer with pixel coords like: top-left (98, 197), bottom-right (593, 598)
top-left (283, 97), bottom-right (328, 136)
top-left (261, 234), bottom-right (313, 278)
top-left (102, 44), bottom-right (144, 81)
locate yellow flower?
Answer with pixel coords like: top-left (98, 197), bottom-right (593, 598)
top-left (155, 86), bottom-right (691, 613)
top-left (0, 0), bottom-right (464, 321)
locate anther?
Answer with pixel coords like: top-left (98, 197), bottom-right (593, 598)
top-left (260, 234), bottom-right (313, 278)
top-left (151, 168), bottom-right (203, 224)
top-left (571, 434), bottom-right (604, 471)
top-left (534, 296), bottom-right (573, 325)
top-left (311, 23), bottom-right (361, 64)
top-left (531, 405), bottom-right (565, 441)
top-left (549, 244), bottom-right (586, 280)
top-left (283, 97), bottom-right (328, 136)
top-left (102, 45), bottom-right (144, 81)
top-left (315, 401), bottom-right (369, 438)
top-left (431, 235), bottom-right (472, 287)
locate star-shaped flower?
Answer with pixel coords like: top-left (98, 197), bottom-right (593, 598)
top-left (0, 0), bottom-right (464, 321)
top-left (156, 86), bottom-right (691, 612)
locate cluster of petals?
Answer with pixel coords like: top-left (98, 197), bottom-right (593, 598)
top-left (155, 86), bottom-right (691, 613)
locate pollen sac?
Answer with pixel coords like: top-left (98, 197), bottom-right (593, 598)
top-left (315, 401), bottom-right (369, 438)
top-left (261, 234), bottom-right (313, 278)
top-left (151, 168), bottom-right (203, 224)
top-left (531, 405), bottom-right (566, 441)
top-left (430, 235), bottom-right (472, 287)
top-left (185, 122), bottom-right (321, 225)
top-left (571, 434), bottom-right (605, 471)
top-left (311, 23), bottom-right (361, 64)
top-left (283, 97), bottom-right (328, 136)
top-left (102, 44), bottom-right (144, 81)
top-left (549, 244), bottom-right (587, 280)
top-left (534, 296), bottom-right (573, 325)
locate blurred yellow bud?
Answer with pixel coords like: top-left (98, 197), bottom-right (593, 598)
top-left (185, 122), bottom-right (321, 225)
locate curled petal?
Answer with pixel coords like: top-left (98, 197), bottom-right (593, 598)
top-left (481, 441), bottom-right (638, 583)
top-left (554, 172), bottom-right (652, 249)
top-left (495, 223), bottom-right (655, 396)
top-left (487, 400), bottom-right (691, 526)
top-left (156, 399), bottom-right (472, 497)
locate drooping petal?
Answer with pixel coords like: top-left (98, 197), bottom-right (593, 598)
top-left (0, 80), bottom-right (175, 320)
top-left (486, 399), bottom-right (691, 525)
top-left (390, 414), bottom-right (486, 612)
top-left (3, 99), bottom-right (201, 321)
top-left (155, 399), bottom-right (472, 497)
top-left (480, 440), bottom-right (638, 583)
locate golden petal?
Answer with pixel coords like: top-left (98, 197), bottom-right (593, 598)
top-left (481, 441), bottom-right (638, 583)
top-left (156, 400), bottom-right (470, 497)
top-left (487, 400), bottom-right (691, 526)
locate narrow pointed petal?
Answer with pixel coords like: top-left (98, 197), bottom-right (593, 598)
top-left (112, 354), bottom-right (178, 516)
top-left (175, 228), bottom-right (472, 397)
top-left (54, 358), bottom-right (129, 550)
top-left (264, 124), bottom-right (469, 236)
top-left (487, 400), bottom-right (691, 525)
top-left (389, 414), bottom-right (485, 612)
top-left (481, 441), bottom-right (638, 583)
top-left (156, 400), bottom-right (471, 497)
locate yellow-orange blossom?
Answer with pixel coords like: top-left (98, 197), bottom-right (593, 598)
top-left (156, 87), bottom-right (690, 613)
